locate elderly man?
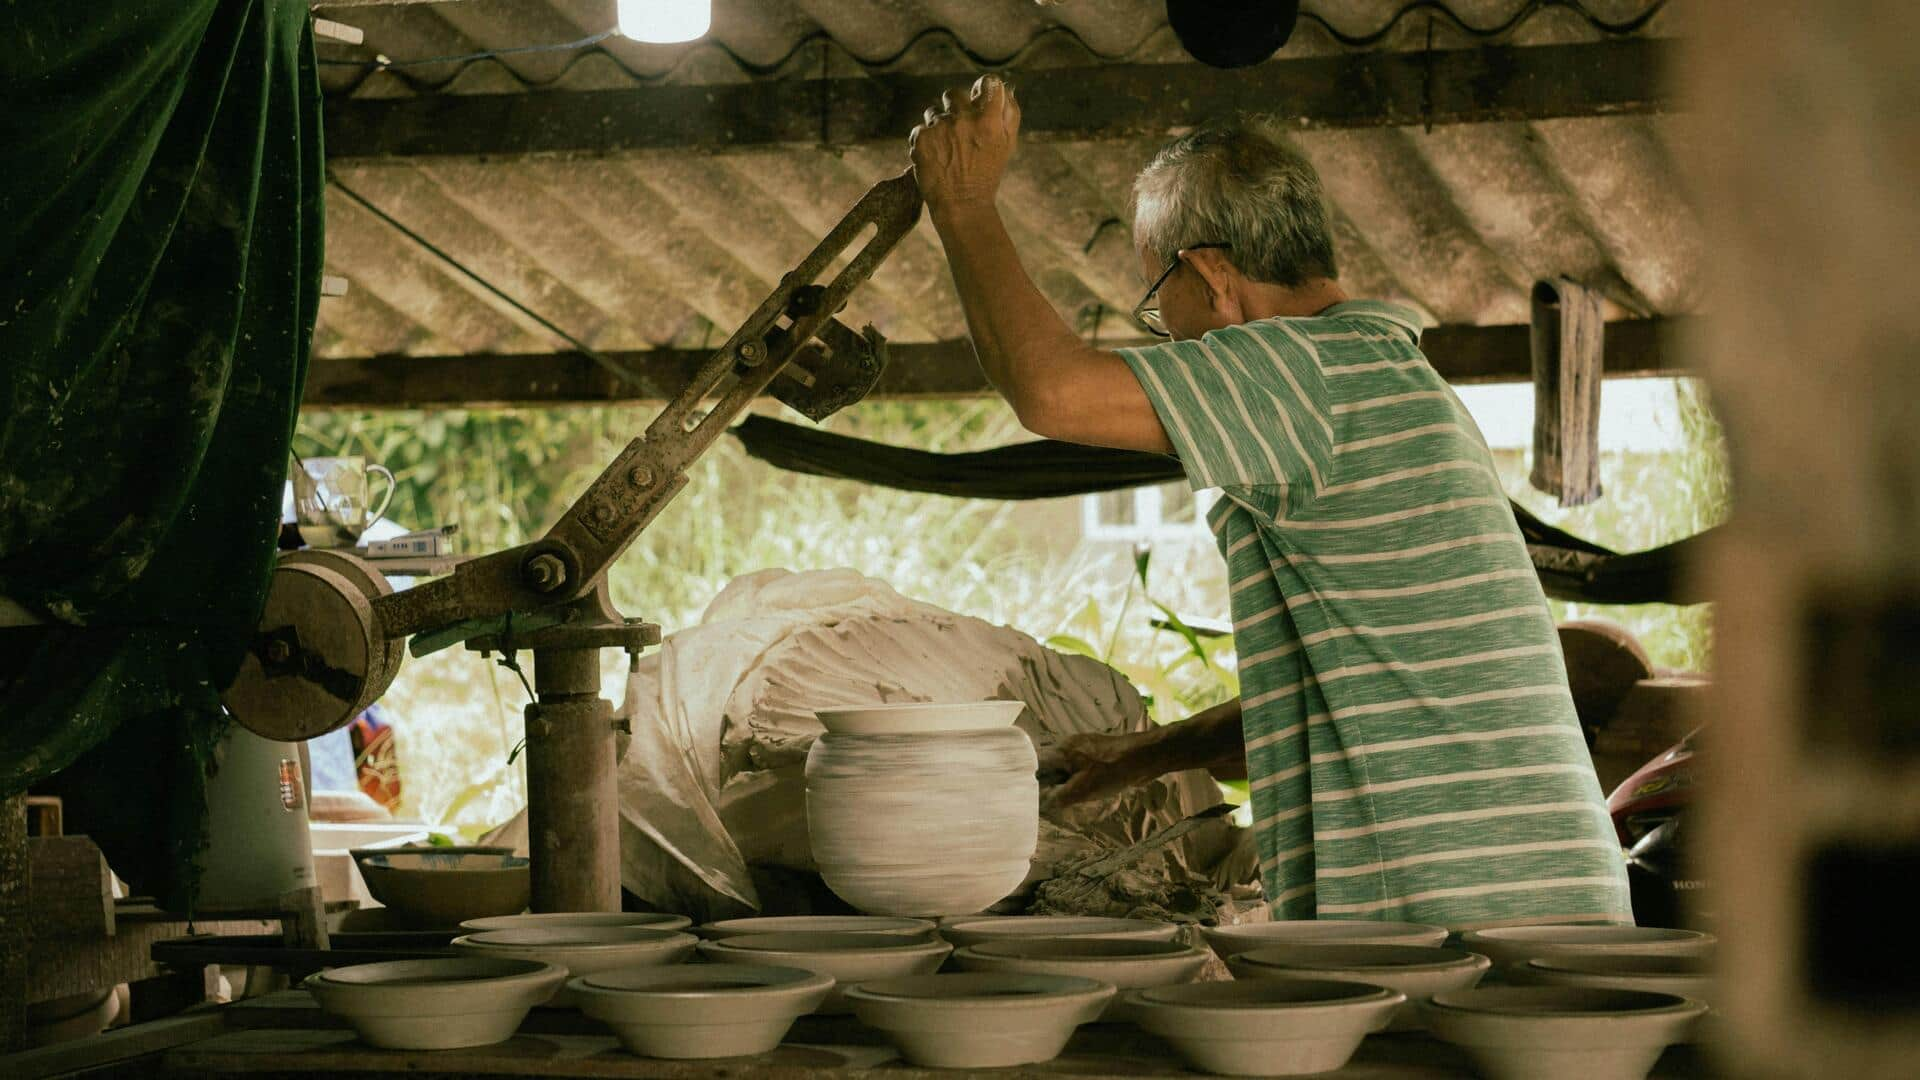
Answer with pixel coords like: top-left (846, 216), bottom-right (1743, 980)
top-left (910, 78), bottom-right (1632, 929)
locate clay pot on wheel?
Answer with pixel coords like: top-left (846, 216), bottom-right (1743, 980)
top-left (805, 725), bottom-right (1038, 916)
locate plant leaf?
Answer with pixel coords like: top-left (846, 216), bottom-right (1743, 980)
top-left (1045, 633), bottom-right (1102, 660)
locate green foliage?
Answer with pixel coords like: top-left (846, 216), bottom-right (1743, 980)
top-left (295, 378), bottom-right (1730, 830)
top-left (1046, 544), bottom-right (1239, 726)
top-left (298, 399), bottom-right (1200, 828)
top-left (1496, 378), bottom-right (1731, 671)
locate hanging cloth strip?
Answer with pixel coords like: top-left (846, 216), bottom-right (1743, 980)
top-left (0, 0), bottom-right (324, 906)
top-left (729, 415), bottom-right (1707, 607)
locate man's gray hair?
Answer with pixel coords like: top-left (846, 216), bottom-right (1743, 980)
top-left (1131, 116), bottom-right (1338, 286)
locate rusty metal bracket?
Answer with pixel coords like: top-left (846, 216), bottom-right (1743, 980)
top-left (771, 319), bottom-right (889, 422)
top-left (370, 170), bottom-right (923, 644)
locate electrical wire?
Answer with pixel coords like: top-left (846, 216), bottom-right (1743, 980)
top-left (325, 174), bottom-right (654, 393)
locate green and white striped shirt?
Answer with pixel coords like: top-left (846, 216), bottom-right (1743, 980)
top-left (1119, 301), bottom-right (1631, 930)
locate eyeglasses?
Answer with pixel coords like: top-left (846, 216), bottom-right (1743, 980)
top-left (1132, 242), bottom-right (1231, 337)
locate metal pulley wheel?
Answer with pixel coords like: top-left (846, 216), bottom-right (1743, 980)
top-left (283, 548), bottom-right (408, 691)
top-left (222, 551), bottom-right (400, 742)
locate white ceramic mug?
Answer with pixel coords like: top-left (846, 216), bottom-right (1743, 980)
top-left (293, 456), bottom-right (395, 548)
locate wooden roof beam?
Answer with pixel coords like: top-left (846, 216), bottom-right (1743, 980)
top-left (301, 317), bottom-right (1690, 410)
top-left (324, 38), bottom-right (1676, 161)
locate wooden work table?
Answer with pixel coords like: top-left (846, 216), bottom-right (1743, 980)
top-left (13, 990), bottom-right (1719, 1079)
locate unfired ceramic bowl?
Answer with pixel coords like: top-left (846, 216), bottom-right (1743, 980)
top-left (939, 915), bottom-right (1178, 949)
top-left (1459, 925), bottom-right (1716, 972)
top-left (460, 912), bottom-right (693, 934)
top-left (351, 849), bottom-right (529, 929)
top-left (1125, 978), bottom-right (1405, 1076)
top-left (1225, 944), bottom-right (1490, 1031)
top-left (1420, 986), bottom-right (1707, 1080)
top-left (451, 927), bottom-right (697, 1006)
top-left (698, 915), bottom-right (936, 940)
top-left (1200, 920), bottom-right (1449, 959)
top-left (952, 937), bottom-right (1208, 1020)
top-left (845, 972), bottom-right (1115, 1068)
top-left (697, 932), bottom-right (952, 1013)
top-left (305, 957), bottom-right (565, 1049)
top-left (1519, 952), bottom-right (1714, 1002)
top-left (1517, 953), bottom-right (1716, 1040)
top-left (813, 700), bottom-right (1026, 735)
top-left (570, 964), bottom-right (833, 1059)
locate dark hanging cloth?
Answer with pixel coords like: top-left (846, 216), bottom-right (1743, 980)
top-left (730, 415), bottom-right (1707, 607)
top-left (0, 1), bottom-right (322, 905)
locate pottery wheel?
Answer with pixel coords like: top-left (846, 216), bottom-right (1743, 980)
top-left (281, 548), bottom-right (407, 696)
top-left (223, 556), bottom-right (396, 742)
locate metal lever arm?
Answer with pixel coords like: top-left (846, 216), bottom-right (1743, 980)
top-left (372, 171), bottom-right (924, 642)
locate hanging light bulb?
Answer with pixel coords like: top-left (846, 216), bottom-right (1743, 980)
top-left (1166, 0), bottom-right (1298, 69)
top-left (616, 0), bottom-right (711, 44)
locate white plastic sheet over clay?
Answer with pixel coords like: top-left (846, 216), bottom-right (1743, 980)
top-left (491, 568), bottom-right (1221, 919)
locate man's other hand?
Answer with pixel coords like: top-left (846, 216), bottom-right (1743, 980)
top-left (909, 75), bottom-right (1021, 217)
top-left (1037, 730), bottom-right (1152, 812)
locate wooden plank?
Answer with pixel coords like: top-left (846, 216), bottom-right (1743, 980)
top-left (1426, 316), bottom-right (1679, 385)
top-left (324, 39), bottom-right (1676, 162)
top-left (27, 836), bottom-right (114, 939)
top-left (0, 1011), bottom-right (226, 1080)
top-left (23, 796), bottom-right (61, 838)
top-left (276, 888), bottom-right (331, 953)
top-left (1, 795), bottom-right (26, 1052)
top-left (27, 913), bottom-right (276, 1005)
top-left (301, 319), bottom-right (1686, 410)
top-left (300, 338), bottom-right (1022, 409)
top-left (1529, 277), bottom-right (1607, 505)
top-left (155, 1014), bottom-right (1714, 1078)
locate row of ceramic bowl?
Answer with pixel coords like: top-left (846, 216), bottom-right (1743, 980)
top-left (307, 912), bottom-right (1718, 1078)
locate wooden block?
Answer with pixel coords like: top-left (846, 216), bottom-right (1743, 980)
top-left (27, 837), bottom-right (114, 939)
top-left (23, 797), bottom-right (61, 838)
top-left (1, 795), bottom-right (27, 1052)
top-left (1529, 277), bottom-right (1606, 506)
top-left (28, 908), bottom-right (274, 1005)
top-left (276, 887), bottom-right (331, 952)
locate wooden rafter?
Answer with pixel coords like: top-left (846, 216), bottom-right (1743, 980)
top-left (324, 39), bottom-right (1675, 161)
top-left (300, 317), bottom-right (1688, 409)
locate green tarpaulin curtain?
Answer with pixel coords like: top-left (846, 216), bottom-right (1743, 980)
top-left (0, 0), bottom-right (321, 905)
top-left (729, 415), bottom-right (1707, 607)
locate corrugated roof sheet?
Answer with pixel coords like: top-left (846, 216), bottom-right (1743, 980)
top-left (308, 1), bottom-right (1697, 365)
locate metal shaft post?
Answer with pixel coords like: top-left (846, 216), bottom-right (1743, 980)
top-left (525, 647), bottom-right (620, 912)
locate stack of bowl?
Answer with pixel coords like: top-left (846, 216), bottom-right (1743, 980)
top-left (305, 957), bottom-right (565, 1049)
top-left (698, 915), bottom-right (935, 940)
top-left (1518, 952), bottom-right (1715, 1004)
top-left (845, 972), bottom-right (1115, 1068)
top-left (698, 932), bottom-right (952, 1013)
top-left (1459, 925), bottom-right (1716, 975)
top-left (1200, 919), bottom-right (1448, 959)
top-left (1127, 979), bottom-right (1405, 1076)
top-left (570, 965), bottom-right (834, 1059)
top-left (952, 937), bottom-right (1208, 1020)
top-left (940, 915), bottom-right (1179, 949)
top-left (461, 911), bottom-right (692, 934)
top-left (1226, 944), bottom-right (1490, 1031)
top-left (1420, 986), bottom-right (1707, 1080)
top-left (450, 926), bottom-right (697, 1006)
